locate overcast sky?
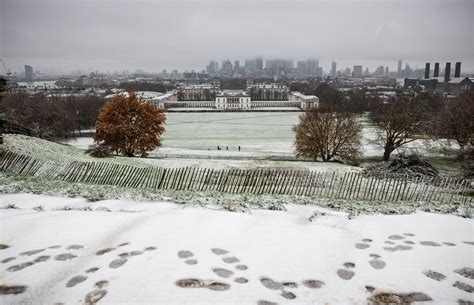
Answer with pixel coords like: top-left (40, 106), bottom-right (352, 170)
top-left (1, 0), bottom-right (473, 74)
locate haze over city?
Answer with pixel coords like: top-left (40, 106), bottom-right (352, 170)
top-left (2, 0), bottom-right (474, 74)
top-left (1, 1), bottom-right (474, 304)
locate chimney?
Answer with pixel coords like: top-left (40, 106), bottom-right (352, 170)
top-left (455, 62), bottom-right (461, 78)
top-left (434, 63), bottom-right (440, 77)
top-left (424, 63), bottom-right (430, 79)
top-left (444, 62), bottom-right (451, 82)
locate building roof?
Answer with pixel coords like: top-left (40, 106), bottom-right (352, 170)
top-left (105, 91), bottom-right (164, 100)
top-left (217, 89), bottom-right (249, 97)
top-left (290, 91), bottom-right (318, 100)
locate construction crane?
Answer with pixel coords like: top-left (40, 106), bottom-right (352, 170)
top-left (0, 58), bottom-right (12, 76)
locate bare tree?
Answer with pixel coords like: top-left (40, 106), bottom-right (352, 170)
top-left (371, 96), bottom-right (425, 161)
top-left (434, 90), bottom-right (474, 159)
top-left (293, 105), bottom-right (361, 163)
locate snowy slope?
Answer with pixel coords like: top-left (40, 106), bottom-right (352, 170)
top-left (1, 194), bottom-right (473, 304)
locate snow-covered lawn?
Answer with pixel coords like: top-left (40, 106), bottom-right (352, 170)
top-left (1, 194), bottom-right (473, 304)
top-left (64, 112), bottom-right (454, 161)
top-left (5, 134), bottom-right (358, 172)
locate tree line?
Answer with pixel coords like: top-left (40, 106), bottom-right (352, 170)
top-left (3, 91), bottom-right (105, 139)
top-left (293, 83), bottom-right (474, 168)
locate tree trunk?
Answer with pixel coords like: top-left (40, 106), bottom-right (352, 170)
top-left (383, 146), bottom-right (393, 161)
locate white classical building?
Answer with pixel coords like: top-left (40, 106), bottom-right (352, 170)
top-left (289, 92), bottom-right (319, 109)
top-left (215, 90), bottom-right (251, 110)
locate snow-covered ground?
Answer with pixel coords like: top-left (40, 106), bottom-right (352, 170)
top-left (1, 193), bottom-right (473, 304)
top-left (64, 112), bottom-right (453, 161)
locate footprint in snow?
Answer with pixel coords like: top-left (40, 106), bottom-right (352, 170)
top-left (178, 250), bottom-right (198, 265)
top-left (212, 267), bottom-right (234, 278)
top-left (20, 249), bottom-right (45, 256)
top-left (355, 243), bottom-right (370, 249)
top-left (7, 262), bottom-right (34, 272)
top-left (96, 247), bottom-right (115, 256)
top-left (369, 256), bottom-right (386, 270)
top-left (302, 279), bottom-right (324, 289)
top-left (388, 235), bottom-right (405, 240)
top-left (455, 267), bottom-right (474, 280)
top-left (109, 258), bottom-right (127, 269)
top-left (419, 241), bottom-right (441, 247)
top-left (234, 277), bottom-right (249, 284)
top-left (55, 253), bottom-right (77, 261)
top-left (423, 270), bottom-right (446, 281)
top-left (66, 244), bottom-right (84, 250)
top-left (66, 275), bottom-right (88, 288)
top-left (453, 281), bottom-right (474, 293)
top-left (1, 257), bottom-right (16, 263)
top-left (0, 285), bottom-right (28, 295)
top-left (236, 264), bottom-right (248, 270)
top-left (84, 289), bottom-right (107, 305)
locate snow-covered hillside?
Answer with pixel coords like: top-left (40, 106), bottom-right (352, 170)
top-left (1, 194), bottom-right (473, 304)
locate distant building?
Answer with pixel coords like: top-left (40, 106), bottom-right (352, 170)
top-left (256, 57), bottom-right (263, 71)
top-left (352, 65), bottom-right (363, 78)
top-left (248, 83), bottom-right (289, 101)
top-left (296, 61), bottom-right (309, 75)
top-left (331, 61), bottom-right (337, 78)
top-left (307, 59), bottom-right (319, 75)
top-left (266, 59), bottom-right (294, 76)
top-left (397, 59), bottom-right (402, 77)
top-left (289, 92), bottom-right (319, 109)
top-left (244, 58), bottom-right (257, 72)
top-left (178, 84), bottom-right (216, 101)
top-left (215, 90), bottom-right (251, 110)
top-left (24, 65), bottom-right (34, 81)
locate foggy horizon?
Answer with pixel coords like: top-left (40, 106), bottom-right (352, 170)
top-left (2, 0), bottom-right (474, 74)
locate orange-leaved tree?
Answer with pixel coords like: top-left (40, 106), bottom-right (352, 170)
top-left (94, 92), bottom-right (166, 157)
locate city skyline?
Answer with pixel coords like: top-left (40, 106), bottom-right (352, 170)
top-left (2, 0), bottom-right (473, 74)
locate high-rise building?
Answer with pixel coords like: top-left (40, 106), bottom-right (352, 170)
top-left (25, 65), bottom-right (34, 81)
top-left (222, 59), bottom-right (233, 72)
top-left (256, 57), bottom-right (263, 71)
top-left (330, 61), bottom-right (337, 78)
top-left (307, 59), bottom-right (319, 75)
top-left (296, 61), bottom-right (308, 75)
top-left (266, 59), bottom-right (294, 75)
top-left (244, 58), bottom-right (257, 72)
top-left (234, 60), bottom-right (240, 70)
top-left (352, 65), bottom-right (363, 78)
top-left (397, 59), bottom-right (402, 77)
top-left (206, 60), bottom-right (219, 75)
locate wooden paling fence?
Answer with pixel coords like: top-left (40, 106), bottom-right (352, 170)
top-left (1, 150), bottom-right (472, 204)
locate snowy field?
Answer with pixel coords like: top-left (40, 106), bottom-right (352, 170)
top-left (64, 112), bottom-right (451, 161)
top-left (1, 193), bottom-right (473, 304)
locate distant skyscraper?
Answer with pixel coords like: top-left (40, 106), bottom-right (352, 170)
top-left (352, 65), bottom-right (363, 78)
top-left (397, 59), bottom-right (402, 77)
top-left (307, 59), bottom-right (319, 75)
top-left (206, 60), bottom-right (219, 75)
top-left (330, 61), bottom-right (337, 78)
top-left (296, 61), bottom-right (308, 75)
top-left (244, 58), bottom-right (257, 72)
top-left (24, 65), bottom-right (33, 81)
top-left (222, 59), bottom-right (233, 72)
top-left (256, 57), bottom-right (263, 71)
top-left (234, 60), bottom-right (240, 70)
